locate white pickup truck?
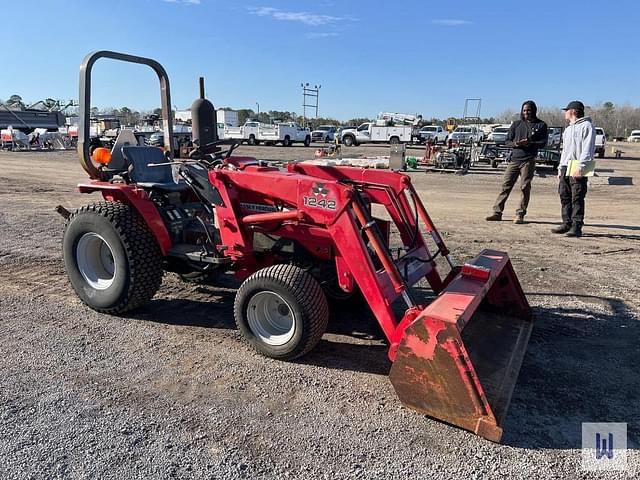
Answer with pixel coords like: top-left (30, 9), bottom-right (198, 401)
top-left (224, 121), bottom-right (264, 145)
top-left (340, 122), bottom-right (412, 146)
top-left (259, 122), bottom-right (311, 147)
top-left (446, 126), bottom-right (484, 144)
top-left (417, 125), bottom-right (448, 144)
top-left (595, 127), bottom-right (606, 158)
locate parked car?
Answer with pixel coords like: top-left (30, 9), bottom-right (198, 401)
top-left (627, 130), bottom-right (640, 142)
top-left (487, 126), bottom-right (510, 144)
top-left (547, 127), bottom-right (562, 148)
top-left (446, 126), bottom-right (483, 144)
top-left (311, 125), bottom-right (337, 143)
top-left (417, 125), bottom-right (447, 144)
top-left (595, 127), bottom-right (606, 158)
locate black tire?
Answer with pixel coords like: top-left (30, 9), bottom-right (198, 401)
top-left (283, 136), bottom-right (291, 147)
top-left (491, 159), bottom-right (499, 168)
top-left (248, 134), bottom-right (256, 146)
top-left (234, 264), bottom-right (328, 360)
top-left (323, 278), bottom-right (364, 307)
top-left (63, 202), bottom-right (163, 314)
top-left (389, 136), bottom-right (400, 145)
top-left (598, 150), bottom-right (604, 158)
top-left (303, 136), bottom-right (311, 147)
top-left (342, 135), bottom-right (354, 147)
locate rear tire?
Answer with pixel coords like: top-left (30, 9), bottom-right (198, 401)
top-left (248, 134), bottom-right (256, 146)
top-left (389, 136), bottom-right (400, 145)
top-left (63, 202), bottom-right (163, 314)
top-left (304, 136), bottom-right (311, 147)
top-left (598, 149), bottom-right (604, 158)
top-left (234, 264), bottom-right (328, 360)
top-left (283, 136), bottom-right (291, 147)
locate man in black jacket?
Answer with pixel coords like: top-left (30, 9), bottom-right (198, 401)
top-left (486, 101), bottom-right (548, 224)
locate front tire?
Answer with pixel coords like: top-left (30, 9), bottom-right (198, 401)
top-left (283, 136), bottom-right (291, 147)
top-left (63, 202), bottom-right (163, 314)
top-left (389, 136), bottom-right (400, 145)
top-left (234, 264), bottom-right (328, 360)
top-left (303, 136), bottom-right (311, 147)
top-left (342, 135), bottom-right (354, 147)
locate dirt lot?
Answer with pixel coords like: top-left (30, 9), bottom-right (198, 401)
top-left (0, 143), bottom-right (638, 479)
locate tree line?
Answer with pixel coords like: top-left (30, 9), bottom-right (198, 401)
top-left (5, 94), bottom-right (640, 137)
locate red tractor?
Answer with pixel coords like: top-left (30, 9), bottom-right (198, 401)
top-left (61, 51), bottom-right (533, 442)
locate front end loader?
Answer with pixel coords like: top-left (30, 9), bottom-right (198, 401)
top-left (62, 51), bottom-right (533, 442)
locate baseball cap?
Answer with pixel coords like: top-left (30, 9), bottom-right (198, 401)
top-left (562, 100), bottom-right (585, 111)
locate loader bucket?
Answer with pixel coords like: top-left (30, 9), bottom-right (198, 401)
top-left (389, 249), bottom-right (532, 442)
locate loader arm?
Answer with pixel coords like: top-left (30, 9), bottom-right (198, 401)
top-left (212, 161), bottom-right (532, 442)
top-left (210, 162), bottom-right (451, 342)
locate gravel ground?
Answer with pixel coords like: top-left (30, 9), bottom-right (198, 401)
top-left (0, 144), bottom-right (638, 479)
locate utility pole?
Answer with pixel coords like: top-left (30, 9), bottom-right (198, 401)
top-left (300, 83), bottom-right (321, 128)
top-left (255, 102), bottom-right (260, 120)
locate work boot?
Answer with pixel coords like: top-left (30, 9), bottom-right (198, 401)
top-left (565, 223), bottom-right (583, 238)
top-left (513, 215), bottom-right (525, 224)
top-left (485, 213), bottom-right (502, 221)
top-left (551, 224), bottom-right (572, 234)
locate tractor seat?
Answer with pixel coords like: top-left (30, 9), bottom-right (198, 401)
top-left (121, 146), bottom-right (188, 192)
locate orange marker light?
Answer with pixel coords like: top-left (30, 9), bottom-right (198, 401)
top-left (92, 147), bottom-right (112, 165)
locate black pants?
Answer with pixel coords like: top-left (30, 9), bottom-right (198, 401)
top-left (493, 159), bottom-right (536, 216)
top-left (558, 166), bottom-right (588, 225)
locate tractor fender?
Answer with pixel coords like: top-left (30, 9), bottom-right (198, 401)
top-left (77, 182), bottom-right (172, 255)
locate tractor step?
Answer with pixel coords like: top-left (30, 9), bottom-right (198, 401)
top-left (168, 244), bottom-right (231, 264)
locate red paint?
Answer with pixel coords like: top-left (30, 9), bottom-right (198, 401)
top-left (78, 182), bottom-right (172, 254)
top-left (401, 318), bottom-right (447, 361)
top-left (241, 210), bottom-right (301, 225)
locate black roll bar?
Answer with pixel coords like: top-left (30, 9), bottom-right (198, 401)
top-left (78, 50), bottom-right (174, 179)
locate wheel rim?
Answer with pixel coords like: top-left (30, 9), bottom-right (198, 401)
top-left (246, 291), bottom-right (296, 346)
top-left (76, 232), bottom-right (116, 290)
